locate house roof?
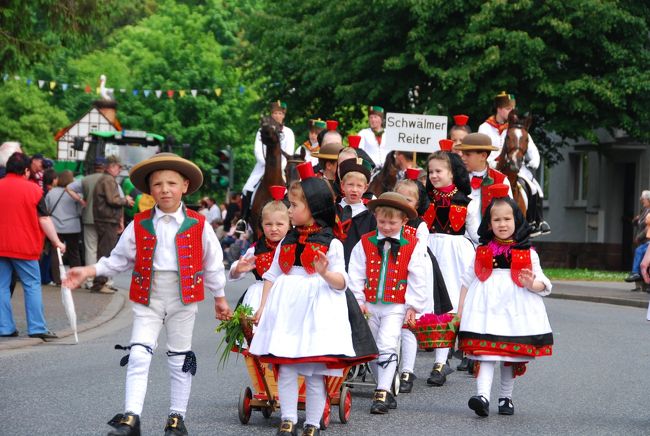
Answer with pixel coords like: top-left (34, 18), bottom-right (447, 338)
top-left (54, 107), bottom-right (122, 141)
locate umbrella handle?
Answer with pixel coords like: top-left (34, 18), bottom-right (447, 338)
top-left (56, 247), bottom-right (64, 266)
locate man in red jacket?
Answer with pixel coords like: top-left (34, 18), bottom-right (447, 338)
top-left (0, 152), bottom-right (66, 339)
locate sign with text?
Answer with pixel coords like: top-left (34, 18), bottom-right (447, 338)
top-left (384, 112), bottom-right (448, 153)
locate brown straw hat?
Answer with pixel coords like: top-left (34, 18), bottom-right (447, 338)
top-left (367, 192), bottom-right (417, 219)
top-left (454, 132), bottom-right (499, 152)
top-left (129, 153), bottom-right (203, 195)
top-left (312, 142), bottom-right (344, 160)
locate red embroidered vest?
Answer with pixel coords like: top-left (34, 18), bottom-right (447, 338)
top-left (131, 208), bottom-right (205, 306)
top-left (479, 168), bottom-right (507, 215)
top-left (474, 245), bottom-right (532, 286)
top-left (361, 229), bottom-right (417, 304)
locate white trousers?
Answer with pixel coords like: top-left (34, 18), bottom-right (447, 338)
top-left (476, 361), bottom-right (515, 402)
top-left (400, 328), bottom-right (417, 374)
top-left (367, 303), bottom-right (405, 391)
top-left (124, 272), bottom-right (198, 416)
top-left (278, 364), bottom-right (327, 427)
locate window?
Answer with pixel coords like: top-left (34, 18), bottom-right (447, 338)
top-left (570, 152), bottom-right (588, 205)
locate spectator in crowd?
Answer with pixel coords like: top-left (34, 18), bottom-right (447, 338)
top-left (0, 141), bottom-right (23, 178)
top-left (91, 155), bottom-right (133, 293)
top-left (198, 197), bottom-right (210, 217)
top-left (39, 168), bottom-right (59, 284)
top-left (66, 158), bottom-right (107, 288)
top-left (46, 170), bottom-right (83, 285)
top-left (0, 152), bottom-right (66, 339)
top-left (625, 190), bottom-right (650, 282)
top-left (223, 192), bottom-right (242, 233)
top-left (29, 153), bottom-right (45, 188)
top-left (205, 196), bottom-right (223, 228)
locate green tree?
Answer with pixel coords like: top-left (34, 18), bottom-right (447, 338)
top-left (0, 80), bottom-right (68, 155)
top-left (244, 0), bottom-right (650, 163)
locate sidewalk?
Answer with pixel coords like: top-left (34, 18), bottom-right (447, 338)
top-left (1, 277), bottom-right (648, 352)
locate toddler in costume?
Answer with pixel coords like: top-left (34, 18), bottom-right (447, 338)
top-left (458, 184), bottom-right (553, 417)
top-left (228, 185), bottom-right (290, 315)
top-left (250, 162), bottom-right (377, 436)
top-left (393, 173), bottom-right (452, 393)
top-left (422, 145), bottom-right (479, 386)
top-left (348, 192), bottom-right (429, 414)
top-left (65, 153), bottom-right (231, 436)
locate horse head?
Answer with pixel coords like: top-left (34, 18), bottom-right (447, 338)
top-left (501, 110), bottom-right (531, 173)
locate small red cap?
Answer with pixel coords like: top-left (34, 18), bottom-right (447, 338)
top-left (347, 135), bottom-right (361, 149)
top-left (453, 114), bottom-right (469, 126)
top-left (405, 168), bottom-right (420, 181)
top-left (439, 139), bottom-right (454, 152)
top-left (269, 185), bottom-right (286, 201)
top-left (296, 161), bottom-right (315, 180)
top-left (326, 120), bottom-right (339, 131)
top-left (487, 183), bottom-right (509, 199)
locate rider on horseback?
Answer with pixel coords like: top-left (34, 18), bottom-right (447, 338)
top-left (241, 100), bottom-right (296, 220)
top-left (478, 92), bottom-right (550, 236)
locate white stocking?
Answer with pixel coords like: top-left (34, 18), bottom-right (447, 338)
top-left (124, 346), bottom-right (153, 415)
top-left (499, 363), bottom-right (515, 399)
top-left (304, 375), bottom-right (326, 427)
top-left (435, 347), bottom-right (450, 364)
top-left (168, 354), bottom-right (192, 416)
top-left (278, 365), bottom-right (299, 424)
top-left (376, 354), bottom-right (398, 391)
top-left (476, 361), bottom-right (496, 402)
top-left (400, 329), bottom-right (417, 374)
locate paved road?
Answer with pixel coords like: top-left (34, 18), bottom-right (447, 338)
top-left (2, 276), bottom-right (650, 435)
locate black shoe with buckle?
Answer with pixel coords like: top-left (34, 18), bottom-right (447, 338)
top-left (277, 420), bottom-right (298, 436)
top-left (370, 389), bottom-right (390, 414)
top-left (107, 413), bottom-right (141, 436)
top-left (468, 395), bottom-right (490, 417)
top-left (302, 424), bottom-right (320, 436)
top-left (426, 363), bottom-right (447, 386)
top-left (164, 413), bottom-right (188, 436)
top-left (398, 372), bottom-right (416, 393)
top-left (498, 397), bottom-right (514, 415)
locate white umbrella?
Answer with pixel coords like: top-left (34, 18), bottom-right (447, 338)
top-left (57, 247), bottom-right (78, 343)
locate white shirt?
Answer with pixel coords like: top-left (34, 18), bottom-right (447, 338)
top-left (358, 127), bottom-right (390, 168)
top-left (347, 229), bottom-right (429, 313)
top-left (95, 204), bottom-right (226, 298)
top-left (207, 204), bottom-right (222, 225)
top-left (242, 126), bottom-right (296, 193)
top-left (339, 198), bottom-right (368, 218)
top-left (478, 121), bottom-right (541, 173)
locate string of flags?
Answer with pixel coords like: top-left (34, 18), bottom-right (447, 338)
top-left (1, 74), bottom-right (246, 98)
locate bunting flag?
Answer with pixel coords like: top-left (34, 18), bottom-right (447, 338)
top-left (1, 73), bottom-right (247, 100)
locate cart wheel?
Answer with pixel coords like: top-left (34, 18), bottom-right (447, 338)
top-left (261, 406), bottom-right (273, 419)
top-left (238, 386), bottom-right (252, 424)
top-left (338, 386), bottom-right (352, 423)
top-left (320, 396), bottom-right (331, 430)
top-left (391, 371), bottom-right (400, 397)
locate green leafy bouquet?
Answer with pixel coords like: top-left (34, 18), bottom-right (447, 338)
top-left (215, 304), bottom-right (254, 368)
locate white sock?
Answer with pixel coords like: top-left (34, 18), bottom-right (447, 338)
top-left (168, 354), bottom-right (192, 416)
top-left (435, 347), bottom-right (450, 365)
top-left (304, 375), bottom-right (326, 427)
top-left (278, 365), bottom-right (299, 424)
top-left (476, 361), bottom-right (496, 402)
top-left (400, 329), bottom-right (417, 374)
top-left (499, 364), bottom-right (515, 399)
top-left (377, 356), bottom-right (397, 391)
top-left (124, 346), bottom-right (153, 415)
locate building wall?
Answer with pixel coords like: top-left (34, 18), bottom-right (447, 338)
top-left (56, 109), bottom-right (117, 161)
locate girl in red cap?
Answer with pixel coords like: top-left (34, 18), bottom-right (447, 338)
top-left (250, 163), bottom-right (377, 436)
top-left (457, 184), bottom-right (553, 418)
top-left (228, 186), bottom-right (290, 316)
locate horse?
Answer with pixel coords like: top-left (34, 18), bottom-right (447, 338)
top-left (284, 147), bottom-right (305, 186)
top-left (495, 110), bottom-right (530, 219)
top-left (368, 151), bottom-right (399, 196)
top-left (248, 116), bottom-right (286, 240)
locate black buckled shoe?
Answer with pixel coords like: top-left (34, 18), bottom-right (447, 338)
top-left (277, 420), bottom-right (298, 436)
top-left (164, 413), bottom-right (188, 436)
top-left (370, 389), bottom-right (390, 414)
top-left (426, 363), bottom-right (447, 386)
top-left (398, 372), bottom-right (416, 393)
top-left (457, 357), bottom-right (470, 371)
top-left (302, 424), bottom-right (320, 436)
top-left (498, 397), bottom-right (514, 415)
top-left (468, 395), bottom-right (490, 417)
top-left (107, 413), bottom-right (140, 436)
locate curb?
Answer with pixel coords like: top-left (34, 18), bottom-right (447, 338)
top-left (549, 292), bottom-right (648, 309)
top-left (0, 291), bottom-right (127, 352)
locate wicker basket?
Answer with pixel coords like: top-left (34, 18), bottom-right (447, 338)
top-left (410, 314), bottom-right (460, 349)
